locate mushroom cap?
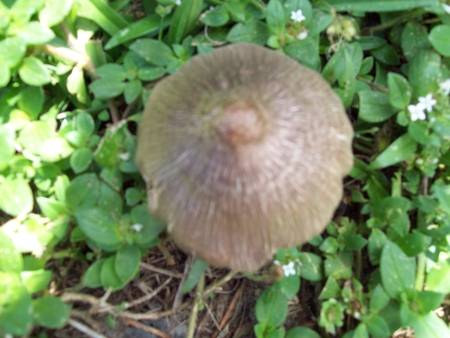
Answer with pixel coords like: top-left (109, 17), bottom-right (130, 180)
top-left (136, 43), bottom-right (353, 271)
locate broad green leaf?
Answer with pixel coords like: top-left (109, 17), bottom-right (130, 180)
top-left (318, 277), bottom-right (341, 300)
top-left (167, 0), bottom-right (203, 44)
top-left (371, 44), bottom-right (400, 66)
top-left (98, 182), bottom-right (123, 216)
top-left (20, 270), bottom-right (52, 293)
top-left (283, 37), bottom-right (320, 71)
top-left (65, 173), bottom-right (101, 210)
top-left (413, 290), bottom-right (445, 314)
top-left (105, 14), bottom-right (166, 50)
top-left (432, 182), bottom-right (450, 215)
top-left (0, 177), bottom-right (33, 216)
top-left (380, 241), bottom-right (415, 299)
top-left (298, 252), bottom-right (323, 281)
top-left (130, 205), bottom-right (164, 248)
top-left (67, 65), bottom-right (89, 104)
top-left (18, 121), bottom-right (54, 154)
top-left (115, 245), bottom-right (141, 284)
top-left (226, 20), bottom-right (270, 45)
top-left (358, 90), bottom-right (397, 123)
top-left (39, 0), bottom-right (73, 27)
top-left (82, 258), bottom-right (105, 288)
top-left (19, 57), bottom-right (51, 86)
top-left (308, 9), bottom-right (332, 37)
top-left (0, 281), bottom-right (32, 335)
top-left (93, 124), bottom-right (124, 167)
top-left (36, 197), bottom-right (67, 220)
top-left (369, 284), bottom-right (390, 311)
top-left (14, 21), bottom-right (55, 44)
top-left (255, 285), bottom-right (288, 329)
top-left (266, 0), bottom-right (286, 35)
top-left (100, 165), bottom-right (123, 191)
top-left (326, 0), bottom-right (438, 12)
top-left (0, 36), bottom-right (27, 68)
top-left (6, 217), bottom-right (53, 253)
top-left (40, 137), bottom-right (74, 162)
top-left (129, 39), bottom-right (176, 67)
top-left (356, 36), bottom-right (386, 51)
top-left (401, 22), bottom-right (430, 61)
top-left (396, 232), bottom-right (431, 257)
top-left (70, 147), bottom-right (93, 173)
top-left (0, 63), bottom-right (10, 87)
top-left (100, 255), bottom-right (126, 290)
top-left (0, 125), bottom-right (15, 171)
top-left (18, 86), bottom-right (44, 120)
top-left (138, 66), bottom-right (166, 81)
top-left (200, 5), bottom-right (229, 27)
top-left (124, 79), bottom-right (142, 104)
top-left (89, 79), bottom-right (126, 100)
top-left (408, 50), bottom-right (442, 97)
top-left (429, 25), bottom-right (450, 57)
top-left (370, 133), bottom-right (417, 169)
top-left (426, 258), bottom-right (450, 293)
top-left (286, 327), bottom-right (320, 338)
top-left (387, 73), bottom-right (412, 110)
top-left (182, 259), bottom-right (208, 294)
top-left (324, 253), bottom-right (352, 280)
top-left (0, 229), bottom-right (23, 273)
top-left (76, 113), bottom-right (95, 135)
top-left (401, 309), bottom-right (450, 338)
top-left (75, 208), bottom-right (123, 246)
top-left (96, 63), bottom-right (127, 81)
top-left (10, 0), bottom-right (45, 23)
top-left (32, 296), bottom-right (69, 328)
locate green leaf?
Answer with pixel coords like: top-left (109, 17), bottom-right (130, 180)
top-left (318, 277), bottom-right (341, 300)
top-left (18, 121), bottom-right (54, 155)
top-left (0, 177), bottom-right (33, 216)
top-left (356, 36), bottom-right (386, 51)
top-left (0, 280), bottom-right (32, 335)
top-left (98, 182), bottom-right (123, 216)
top-left (200, 5), bottom-right (229, 27)
top-left (387, 73), bottom-right (412, 110)
top-left (130, 205), bottom-right (164, 248)
top-left (96, 63), bottom-right (127, 81)
top-left (266, 0), bottom-right (286, 35)
top-left (10, 0), bottom-right (45, 24)
top-left (283, 37), bottom-right (320, 71)
top-left (358, 90), bottom-right (397, 123)
top-left (75, 208), bottom-right (123, 247)
top-left (82, 258), bottom-right (105, 288)
top-left (32, 296), bottom-right (69, 328)
top-left (129, 39), bottom-right (176, 67)
top-left (182, 259), bottom-right (208, 294)
top-left (326, 0), bottom-right (438, 12)
top-left (39, 0), bottom-right (73, 27)
top-left (286, 327), bottom-right (321, 338)
top-left (166, 0), bottom-right (203, 44)
top-left (401, 310), bottom-right (450, 338)
top-left (100, 165), bottom-right (123, 191)
top-left (0, 63), bottom-right (10, 87)
top-left (324, 253), bottom-right (352, 280)
top-left (70, 147), bottom-right (93, 173)
top-left (65, 173), bottom-right (101, 210)
top-left (14, 21), bottom-right (55, 44)
top-left (124, 79), bottom-right (142, 104)
top-left (0, 229), bottom-right (23, 273)
top-left (20, 270), bottom-right (52, 293)
top-left (115, 245), bottom-right (141, 284)
top-left (40, 137), bottom-right (74, 162)
top-left (0, 125), bottom-right (15, 171)
top-left (105, 14), bottom-right (165, 50)
top-left (255, 285), bottom-right (288, 328)
top-left (298, 252), bottom-right (323, 281)
top-left (371, 44), bottom-right (400, 66)
top-left (89, 79), bottom-right (126, 100)
top-left (226, 20), bottom-right (270, 45)
top-left (67, 65), bottom-right (89, 104)
top-left (19, 57), bottom-right (51, 86)
top-left (380, 241), bottom-right (415, 299)
top-left (275, 275), bottom-right (300, 300)
top-left (429, 25), bottom-right (450, 57)
top-left (408, 50), bottom-right (442, 97)
top-left (370, 133), bottom-right (417, 169)
top-left (101, 255), bottom-right (126, 290)
top-left (36, 197), bottom-right (67, 220)
top-left (76, 113), bottom-right (95, 135)
top-left (138, 66), bottom-right (166, 81)
top-left (369, 284), bottom-right (390, 311)
top-left (0, 37), bottom-right (27, 68)
top-left (18, 86), bottom-right (44, 120)
top-left (401, 22), bottom-right (430, 61)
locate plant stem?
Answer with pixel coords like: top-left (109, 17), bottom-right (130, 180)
top-left (360, 9), bottom-right (425, 35)
top-left (186, 273), bottom-right (205, 338)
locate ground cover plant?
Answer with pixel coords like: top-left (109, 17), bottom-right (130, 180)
top-left (1, 0), bottom-right (450, 337)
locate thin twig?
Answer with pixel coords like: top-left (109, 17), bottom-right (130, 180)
top-left (122, 317), bottom-right (171, 338)
top-left (141, 262), bottom-right (184, 279)
top-left (356, 76), bottom-right (389, 94)
top-left (215, 280), bottom-right (245, 335)
top-left (68, 319), bottom-right (107, 338)
top-left (186, 273), bottom-right (205, 338)
top-left (125, 277), bottom-right (172, 310)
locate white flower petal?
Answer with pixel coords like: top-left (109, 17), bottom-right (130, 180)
top-left (290, 10), bottom-right (306, 23)
top-left (297, 31), bottom-right (308, 40)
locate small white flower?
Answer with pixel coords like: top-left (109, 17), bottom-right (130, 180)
top-left (408, 103), bottom-right (426, 121)
top-left (175, 0), bottom-right (182, 5)
top-left (282, 261), bottom-right (296, 277)
top-left (439, 79), bottom-right (450, 95)
top-left (132, 223), bottom-right (143, 232)
top-left (297, 31), bottom-right (308, 40)
top-left (418, 93), bottom-right (436, 112)
top-left (290, 9), bottom-right (306, 23)
top-left (119, 152), bottom-right (131, 161)
top-left (443, 3), bottom-right (450, 14)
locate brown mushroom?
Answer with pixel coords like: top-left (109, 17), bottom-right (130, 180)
top-left (136, 43), bottom-right (353, 271)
